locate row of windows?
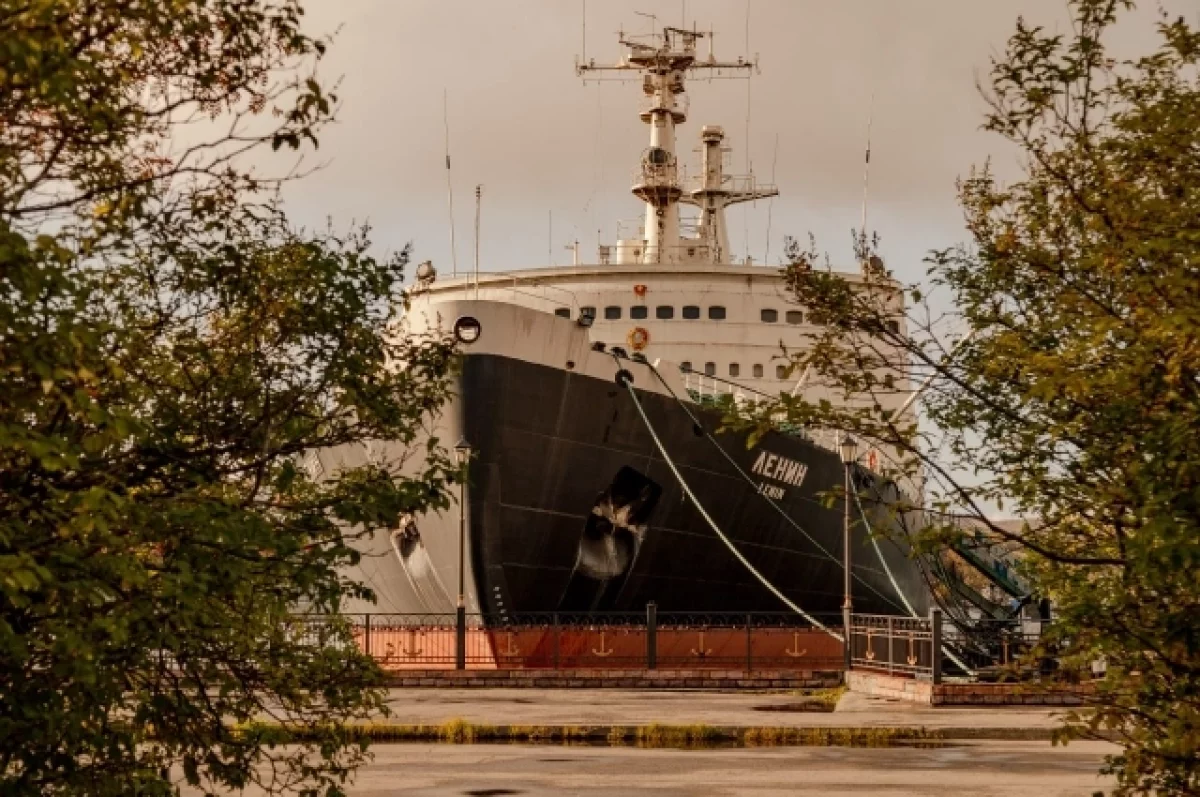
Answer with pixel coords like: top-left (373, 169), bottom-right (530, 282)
top-left (681, 361), bottom-right (792, 380)
top-left (556, 305), bottom-right (797, 323)
top-left (558, 305), bottom-right (899, 334)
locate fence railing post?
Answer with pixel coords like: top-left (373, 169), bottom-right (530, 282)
top-left (887, 615), bottom-right (893, 676)
top-left (844, 613), bottom-right (853, 672)
top-left (364, 613), bottom-right (372, 659)
top-left (455, 607), bottom-right (466, 670)
top-left (745, 614), bottom-right (753, 673)
top-left (646, 602), bottom-right (657, 670)
top-left (552, 612), bottom-right (560, 670)
top-left (931, 608), bottom-right (943, 684)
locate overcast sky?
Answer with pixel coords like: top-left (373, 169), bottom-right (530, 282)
top-left (283, 0), bottom-right (1196, 285)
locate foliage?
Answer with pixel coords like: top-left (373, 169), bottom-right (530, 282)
top-left (0, 1), bottom-right (456, 794)
top-left (747, 1), bottom-right (1200, 793)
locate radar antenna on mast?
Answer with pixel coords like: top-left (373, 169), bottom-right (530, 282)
top-left (576, 23), bottom-right (775, 267)
top-left (859, 93), bottom-right (874, 269)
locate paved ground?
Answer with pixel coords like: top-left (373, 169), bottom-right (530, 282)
top-left (184, 691), bottom-right (1112, 795)
top-left (346, 740), bottom-right (1117, 796)
top-left (380, 688), bottom-right (1067, 733)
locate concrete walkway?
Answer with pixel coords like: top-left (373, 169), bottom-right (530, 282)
top-left (381, 688), bottom-right (1069, 736)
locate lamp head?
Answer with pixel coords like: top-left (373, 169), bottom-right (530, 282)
top-left (839, 434), bottom-right (858, 465)
top-left (454, 436), bottom-right (472, 465)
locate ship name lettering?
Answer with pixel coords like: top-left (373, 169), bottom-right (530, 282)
top-left (757, 482), bottom-right (786, 500)
top-left (751, 450), bottom-right (809, 487)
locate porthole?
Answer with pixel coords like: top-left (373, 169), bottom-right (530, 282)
top-left (704, 362), bottom-right (716, 376)
top-left (786, 310), bottom-right (803, 324)
top-left (776, 364), bottom-right (788, 379)
top-left (760, 309), bottom-right (778, 323)
top-left (680, 361), bottom-right (693, 372)
top-left (555, 308), bottom-right (571, 318)
top-left (655, 305), bottom-right (674, 320)
top-left (605, 306), bottom-right (622, 320)
top-left (630, 306), bottom-right (648, 320)
top-left (752, 364), bottom-right (764, 378)
top-left (729, 363), bottom-right (740, 377)
top-left (682, 305), bottom-right (700, 319)
top-left (708, 306), bottom-right (727, 320)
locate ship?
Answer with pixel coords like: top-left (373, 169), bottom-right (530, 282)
top-left (332, 24), bottom-right (931, 622)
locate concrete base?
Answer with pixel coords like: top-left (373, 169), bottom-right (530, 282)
top-left (384, 668), bottom-right (842, 689)
top-left (847, 669), bottom-right (1095, 706)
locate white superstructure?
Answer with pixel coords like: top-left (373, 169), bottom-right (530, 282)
top-left (412, 23), bottom-right (910, 421)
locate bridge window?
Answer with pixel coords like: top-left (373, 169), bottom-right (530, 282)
top-left (682, 305), bottom-right (700, 319)
top-left (604, 306), bottom-right (622, 320)
top-left (704, 362), bottom-right (716, 376)
top-left (886, 319), bottom-right (900, 334)
top-left (760, 309), bottom-right (778, 323)
top-left (786, 310), bottom-right (803, 324)
top-left (680, 361), bottom-right (693, 372)
top-left (630, 305), bottom-right (648, 320)
top-left (729, 363), bottom-right (740, 377)
top-left (555, 308), bottom-right (570, 318)
top-left (708, 306), bottom-right (727, 320)
top-left (776, 364), bottom-right (788, 379)
top-left (655, 305), bottom-right (674, 319)
top-left (752, 364), bottom-right (764, 378)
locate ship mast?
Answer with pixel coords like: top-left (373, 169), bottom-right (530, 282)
top-left (578, 25), bottom-right (777, 266)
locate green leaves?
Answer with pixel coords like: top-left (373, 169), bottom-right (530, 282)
top-left (0, 1), bottom-right (452, 794)
top-left (756, 2), bottom-right (1199, 793)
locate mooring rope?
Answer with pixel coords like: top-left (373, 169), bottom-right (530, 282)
top-left (626, 356), bottom-right (974, 672)
top-left (849, 484), bottom-right (918, 618)
top-left (850, 482), bottom-right (976, 675)
top-left (643, 360), bottom-right (908, 613)
top-left (615, 367), bottom-right (843, 642)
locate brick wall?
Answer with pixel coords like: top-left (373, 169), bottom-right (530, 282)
top-left (383, 668), bottom-right (843, 689)
top-left (935, 680), bottom-right (1095, 706)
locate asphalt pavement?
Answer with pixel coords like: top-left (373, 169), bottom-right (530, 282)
top-left (347, 740), bottom-right (1117, 796)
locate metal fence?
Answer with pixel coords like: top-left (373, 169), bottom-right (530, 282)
top-left (944, 617), bottom-right (1052, 676)
top-left (295, 608), bottom-right (846, 671)
top-left (848, 612), bottom-right (941, 680)
top-left (848, 612), bottom-right (1056, 682)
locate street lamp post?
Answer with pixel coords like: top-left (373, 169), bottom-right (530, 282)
top-left (839, 433), bottom-right (858, 672)
top-left (453, 437), bottom-right (472, 670)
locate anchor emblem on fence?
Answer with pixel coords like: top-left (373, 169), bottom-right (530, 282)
top-left (690, 630), bottom-right (712, 658)
top-left (906, 632), bottom-right (918, 666)
top-left (402, 629), bottom-right (423, 658)
top-left (865, 630), bottom-right (877, 661)
top-left (500, 631), bottom-right (520, 657)
top-left (591, 630), bottom-right (614, 657)
top-left (784, 632), bottom-right (807, 658)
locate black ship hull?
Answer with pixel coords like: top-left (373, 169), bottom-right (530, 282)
top-left (363, 351), bottom-right (929, 619)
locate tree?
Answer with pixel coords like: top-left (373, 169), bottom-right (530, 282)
top-left (749, 1), bottom-right (1199, 793)
top-left (0, 1), bottom-right (457, 794)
